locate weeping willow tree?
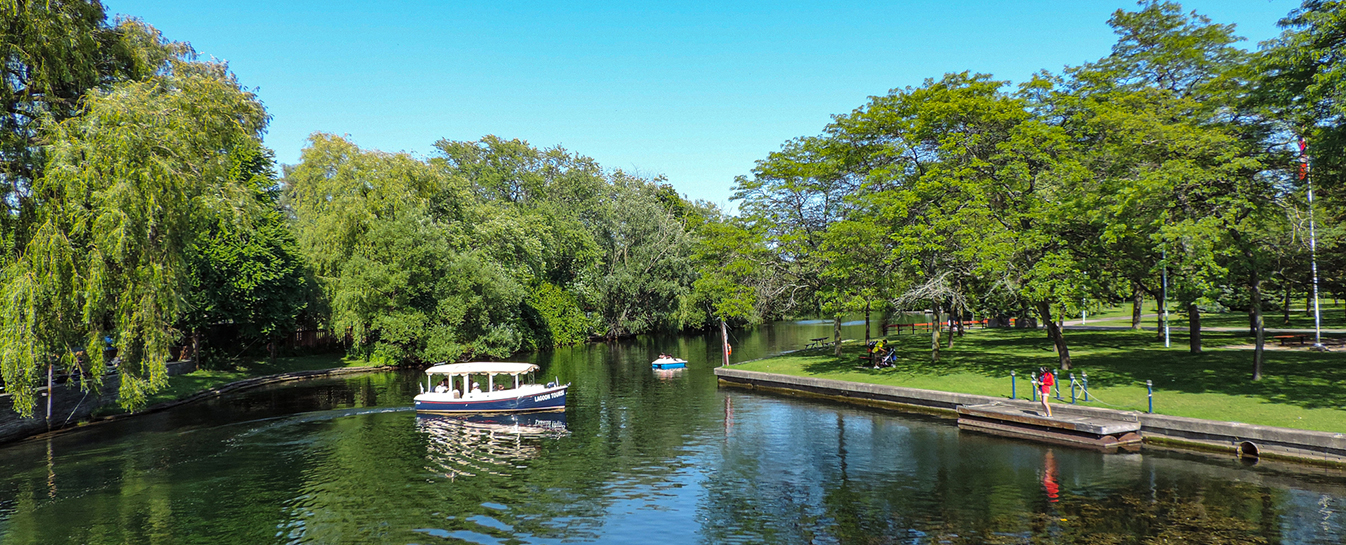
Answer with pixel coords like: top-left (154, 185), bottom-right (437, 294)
top-left (0, 21), bottom-right (270, 415)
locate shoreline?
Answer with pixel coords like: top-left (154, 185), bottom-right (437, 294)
top-left (715, 366), bottom-right (1346, 468)
top-left (0, 363), bottom-right (396, 446)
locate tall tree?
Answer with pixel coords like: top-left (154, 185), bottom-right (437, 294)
top-left (0, 21), bottom-right (271, 413)
top-left (0, 1), bottom-right (139, 253)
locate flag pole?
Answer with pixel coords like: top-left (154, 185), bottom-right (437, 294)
top-left (721, 319), bottom-right (730, 366)
top-left (1301, 136), bottom-right (1325, 350)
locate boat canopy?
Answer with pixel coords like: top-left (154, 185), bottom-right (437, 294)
top-left (423, 362), bottom-right (539, 376)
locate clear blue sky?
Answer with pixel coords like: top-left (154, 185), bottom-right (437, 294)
top-left (105, 0), bottom-right (1297, 210)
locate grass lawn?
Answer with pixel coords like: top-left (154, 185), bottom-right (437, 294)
top-left (733, 327), bottom-right (1346, 433)
top-left (95, 353), bottom-right (376, 416)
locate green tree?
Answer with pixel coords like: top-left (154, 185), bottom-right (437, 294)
top-left (181, 147), bottom-right (312, 361)
top-left (0, 21), bottom-right (271, 413)
top-left (285, 134), bottom-right (530, 363)
top-left (579, 173), bottom-right (698, 338)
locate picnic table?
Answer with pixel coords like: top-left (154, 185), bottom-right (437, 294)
top-left (805, 337), bottom-right (829, 349)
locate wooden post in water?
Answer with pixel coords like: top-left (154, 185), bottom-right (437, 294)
top-left (721, 319), bottom-right (730, 367)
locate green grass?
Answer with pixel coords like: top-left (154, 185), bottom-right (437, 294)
top-left (95, 353), bottom-right (375, 416)
top-left (734, 328), bottom-right (1346, 432)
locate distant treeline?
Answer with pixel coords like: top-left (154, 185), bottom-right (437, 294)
top-left (2, 0), bottom-right (1343, 414)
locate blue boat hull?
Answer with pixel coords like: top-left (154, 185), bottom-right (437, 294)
top-left (652, 362), bottom-right (686, 370)
top-left (414, 385), bottom-right (568, 414)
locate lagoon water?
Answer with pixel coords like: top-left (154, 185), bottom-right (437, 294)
top-left (0, 319), bottom-right (1343, 544)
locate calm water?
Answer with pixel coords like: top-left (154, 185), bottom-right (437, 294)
top-left (0, 319), bottom-right (1343, 544)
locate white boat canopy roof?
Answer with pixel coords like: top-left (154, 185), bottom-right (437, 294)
top-left (423, 362), bottom-right (539, 376)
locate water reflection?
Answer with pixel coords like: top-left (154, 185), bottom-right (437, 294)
top-left (0, 316), bottom-right (1342, 544)
top-left (417, 413), bottom-right (568, 479)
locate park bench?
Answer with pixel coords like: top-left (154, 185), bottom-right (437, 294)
top-left (884, 319), bottom-right (988, 334)
top-left (1274, 334), bottom-right (1309, 346)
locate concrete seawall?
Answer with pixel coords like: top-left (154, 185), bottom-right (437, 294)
top-left (715, 367), bottom-right (1346, 467)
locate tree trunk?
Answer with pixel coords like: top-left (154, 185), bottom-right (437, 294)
top-left (192, 329), bottom-right (201, 371)
top-left (1188, 302), bottom-right (1202, 354)
top-left (1283, 284), bottom-right (1292, 325)
top-left (1132, 288), bottom-right (1144, 330)
top-left (946, 303), bottom-right (956, 349)
top-left (833, 314), bottom-right (843, 357)
top-left (930, 303), bottom-right (942, 362)
top-left (864, 301), bottom-right (871, 345)
top-left (1251, 272), bottom-right (1265, 381)
top-left (1035, 301), bottom-right (1072, 370)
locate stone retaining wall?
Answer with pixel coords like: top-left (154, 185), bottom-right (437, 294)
top-left (715, 367), bottom-right (1346, 467)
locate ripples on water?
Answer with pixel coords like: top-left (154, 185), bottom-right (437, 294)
top-left (0, 320), bottom-right (1342, 544)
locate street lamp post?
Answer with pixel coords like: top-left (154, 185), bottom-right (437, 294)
top-left (1162, 247), bottom-right (1170, 348)
top-left (1301, 136), bottom-right (1325, 350)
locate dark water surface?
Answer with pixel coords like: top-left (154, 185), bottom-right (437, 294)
top-left (1, 320), bottom-right (1344, 544)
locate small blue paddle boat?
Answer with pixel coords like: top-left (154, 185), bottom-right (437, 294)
top-left (651, 356), bottom-right (687, 370)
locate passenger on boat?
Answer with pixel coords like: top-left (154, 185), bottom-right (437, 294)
top-left (451, 388), bottom-right (461, 399)
top-left (495, 384), bottom-right (506, 391)
top-left (434, 379), bottom-right (449, 393)
top-left (471, 383), bottom-right (482, 395)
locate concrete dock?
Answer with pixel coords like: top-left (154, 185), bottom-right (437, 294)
top-left (714, 367), bottom-right (1346, 466)
top-left (956, 402), bottom-right (1142, 450)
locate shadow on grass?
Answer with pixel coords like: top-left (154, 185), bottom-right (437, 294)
top-left (802, 328), bottom-right (1346, 411)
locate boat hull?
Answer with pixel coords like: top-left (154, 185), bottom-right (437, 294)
top-left (414, 385), bottom-right (568, 414)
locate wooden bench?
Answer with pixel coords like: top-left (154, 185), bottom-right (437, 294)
top-left (1274, 334), bottom-right (1309, 346)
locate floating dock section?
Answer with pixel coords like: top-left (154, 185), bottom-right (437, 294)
top-left (957, 402), bottom-right (1142, 450)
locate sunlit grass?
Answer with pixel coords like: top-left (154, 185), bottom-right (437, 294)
top-left (733, 327), bottom-right (1346, 432)
top-left (95, 353), bottom-right (376, 416)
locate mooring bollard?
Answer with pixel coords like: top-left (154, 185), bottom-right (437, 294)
top-left (1010, 371), bottom-right (1017, 400)
top-left (1054, 377), bottom-right (1062, 401)
top-left (1070, 373), bottom-right (1077, 404)
top-left (1146, 380), bottom-right (1154, 414)
top-left (1030, 372), bottom-right (1038, 402)
top-left (1082, 371), bottom-right (1089, 401)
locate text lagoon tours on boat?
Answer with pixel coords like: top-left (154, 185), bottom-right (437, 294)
top-left (414, 361), bottom-right (568, 414)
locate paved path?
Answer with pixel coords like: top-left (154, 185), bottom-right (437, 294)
top-left (1061, 324), bottom-right (1346, 334)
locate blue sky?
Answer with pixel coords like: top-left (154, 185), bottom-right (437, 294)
top-left (104, 1), bottom-right (1298, 210)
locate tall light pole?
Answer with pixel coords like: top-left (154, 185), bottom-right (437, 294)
top-left (1301, 136), bottom-right (1325, 350)
top-left (1162, 247), bottom-right (1170, 348)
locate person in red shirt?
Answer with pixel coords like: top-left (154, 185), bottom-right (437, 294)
top-left (1038, 367), bottom-right (1055, 417)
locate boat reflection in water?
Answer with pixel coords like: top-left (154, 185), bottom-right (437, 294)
top-left (416, 413), bottom-right (568, 479)
top-left (653, 367), bottom-right (686, 380)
